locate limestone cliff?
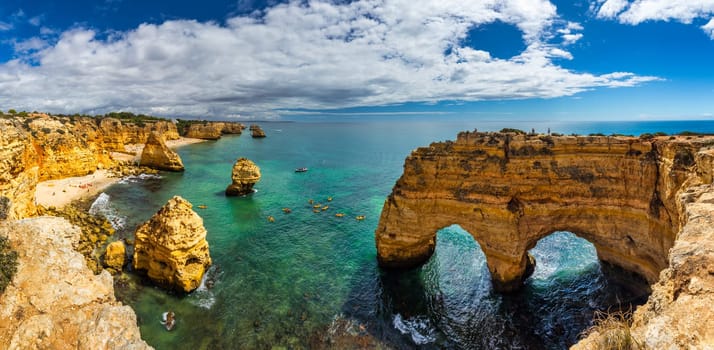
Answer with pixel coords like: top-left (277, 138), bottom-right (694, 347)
top-left (100, 118), bottom-right (180, 150)
top-left (376, 132), bottom-right (714, 348)
top-left (184, 122), bottom-right (223, 140)
top-left (133, 196), bottom-right (212, 292)
top-left (0, 217), bottom-right (151, 349)
top-left (221, 122), bottom-right (245, 134)
top-left (0, 119), bottom-right (39, 220)
top-left (225, 158), bottom-right (261, 196)
top-left (139, 132), bottom-right (185, 171)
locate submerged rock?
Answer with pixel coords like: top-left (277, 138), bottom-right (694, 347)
top-left (225, 158), bottom-right (261, 196)
top-left (132, 196), bottom-right (211, 292)
top-left (139, 132), bottom-right (185, 172)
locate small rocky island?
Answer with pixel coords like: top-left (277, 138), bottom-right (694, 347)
top-left (225, 158), bottom-right (261, 196)
top-left (132, 196), bottom-right (212, 293)
top-left (250, 124), bottom-right (266, 138)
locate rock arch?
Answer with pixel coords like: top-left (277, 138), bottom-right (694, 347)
top-left (375, 132), bottom-right (709, 293)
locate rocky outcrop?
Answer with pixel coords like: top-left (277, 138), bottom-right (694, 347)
top-left (184, 123), bottom-right (223, 140)
top-left (0, 119), bottom-right (38, 220)
top-left (376, 133), bottom-right (712, 292)
top-left (376, 132), bottom-right (714, 348)
top-left (221, 122), bottom-right (245, 134)
top-left (0, 217), bottom-right (151, 349)
top-left (133, 196), bottom-right (211, 292)
top-left (103, 241), bottom-right (126, 271)
top-left (139, 132), bottom-right (185, 171)
top-left (225, 158), bottom-right (261, 196)
top-left (250, 125), bottom-right (266, 138)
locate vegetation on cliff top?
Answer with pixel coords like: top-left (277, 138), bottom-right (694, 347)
top-left (0, 235), bottom-right (19, 294)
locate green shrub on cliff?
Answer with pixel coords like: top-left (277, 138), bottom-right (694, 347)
top-left (0, 235), bottom-right (19, 294)
top-left (500, 128), bottom-right (526, 135)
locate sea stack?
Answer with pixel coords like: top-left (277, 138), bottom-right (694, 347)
top-left (250, 124), bottom-right (266, 138)
top-left (132, 196), bottom-right (212, 292)
top-left (225, 158), bottom-right (261, 196)
top-left (103, 240), bottom-right (126, 271)
top-left (139, 132), bottom-right (185, 171)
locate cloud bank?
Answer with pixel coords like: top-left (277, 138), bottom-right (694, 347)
top-left (0, 0), bottom-right (657, 118)
top-left (594, 0), bottom-right (714, 38)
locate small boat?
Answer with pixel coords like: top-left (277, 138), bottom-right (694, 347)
top-left (313, 204), bottom-right (322, 209)
top-left (161, 311), bottom-right (176, 331)
top-left (356, 215), bottom-right (365, 221)
top-left (308, 199), bottom-right (314, 204)
top-left (313, 209), bottom-right (320, 213)
top-left (282, 208), bottom-right (292, 213)
top-left (295, 167), bottom-right (309, 173)
top-left (267, 216), bottom-right (275, 222)
top-left (321, 206), bottom-right (329, 211)
top-left (327, 196), bottom-right (333, 202)
top-left (335, 213), bottom-right (345, 218)
top-left (197, 205), bottom-right (208, 209)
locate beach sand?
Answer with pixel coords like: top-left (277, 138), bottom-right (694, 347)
top-left (35, 137), bottom-right (205, 208)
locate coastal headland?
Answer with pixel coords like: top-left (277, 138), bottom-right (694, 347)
top-left (0, 112), bottom-right (244, 347)
top-left (376, 130), bottom-right (714, 348)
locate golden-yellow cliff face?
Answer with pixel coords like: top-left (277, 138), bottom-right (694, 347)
top-left (376, 131), bottom-right (714, 348)
top-left (185, 123), bottom-right (223, 140)
top-left (133, 196), bottom-right (211, 293)
top-left (0, 119), bottom-right (38, 220)
top-left (376, 132), bottom-right (710, 292)
top-left (139, 132), bottom-right (185, 171)
top-left (250, 124), bottom-right (266, 138)
top-left (26, 116), bottom-right (114, 181)
top-left (100, 118), bottom-right (180, 151)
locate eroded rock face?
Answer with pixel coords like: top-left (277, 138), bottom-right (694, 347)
top-left (185, 123), bottom-right (222, 140)
top-left (139, 132), bottom-right (185, 171)
top-left (0, 119), bottom-right (38, 221)
top-left (225, 158), bottom-right (261, 196)
top-left (376, 132), bottom-right (711, 292)
top-left (0, 217), bottom-right (151, 349)
top-left (221, 122), bottom-right (245, 134)
top-left (104, 240), bottom-right (126, 271)
top-left (133, 196), bottom-right (211, 292)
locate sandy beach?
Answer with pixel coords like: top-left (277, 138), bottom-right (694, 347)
top-left (35, 137), bottom-right (205, 208)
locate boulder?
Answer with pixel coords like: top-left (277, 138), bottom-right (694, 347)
top-left (225, 158), bottom-right (261, 196)
top-left (139, 132), bottom-right (185, 172)
top-left (132, 196), bottom-right (211, 292)
top-left (103, 240), bottom-right (126, 270)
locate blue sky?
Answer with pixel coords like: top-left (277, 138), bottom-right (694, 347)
top-left (0, 0), bottom-right (712, 120)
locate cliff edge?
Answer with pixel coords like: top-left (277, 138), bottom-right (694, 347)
top-left (0, 217), bottom-right (151, 349)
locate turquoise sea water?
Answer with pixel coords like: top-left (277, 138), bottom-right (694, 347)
top-left (98, 120), bottom-right (714, 349)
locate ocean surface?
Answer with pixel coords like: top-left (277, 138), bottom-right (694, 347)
top-left (96, 119), bottom-right (714, 349)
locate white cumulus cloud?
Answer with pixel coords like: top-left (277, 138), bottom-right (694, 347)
top-left (0, 0), bottom-right (658, 118)
top-left (594, 0), bottom-right (714, 38)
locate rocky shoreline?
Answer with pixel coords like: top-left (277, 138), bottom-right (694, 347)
top-left (0, 113), bottom-right (247, 349)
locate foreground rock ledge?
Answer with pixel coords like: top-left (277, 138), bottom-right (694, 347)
top-left (0, 217), bottom-right (151, 349)
top-left (133, 196), bottom-right (211, 293)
